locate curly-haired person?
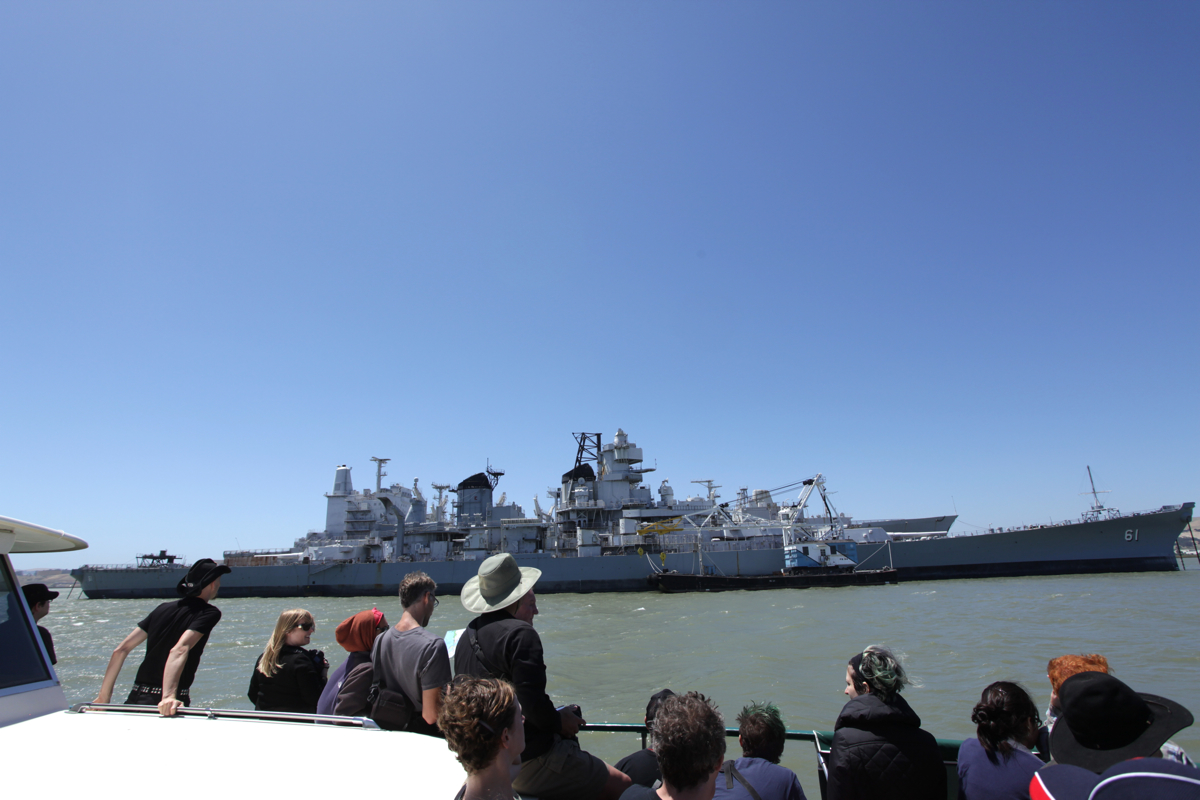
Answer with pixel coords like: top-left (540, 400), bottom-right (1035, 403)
top-left (713, 702), bottom-right (805, 800)
top-left (620, 692), bottom-right (727, 800)
top-left (440, 676), bottom-right (526, 800)
top-left (826, 646), bottom-right (945, 800)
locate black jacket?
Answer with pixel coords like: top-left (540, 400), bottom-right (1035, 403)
top-left (453, 610), bottom-right (562, 762)
top-left (248, 645), bottom-right (327, 713)
top-left (826, 693), bottom-right (946, 800)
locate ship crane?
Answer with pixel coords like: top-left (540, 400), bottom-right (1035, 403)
top-left (782, 474), bottom-right (847, 545)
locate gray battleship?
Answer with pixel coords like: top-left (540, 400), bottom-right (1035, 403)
top-left (72, 430), bottom-right (1194, 598)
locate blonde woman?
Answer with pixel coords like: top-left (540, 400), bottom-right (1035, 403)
top-left (248, 609), bottom-right (329, 713)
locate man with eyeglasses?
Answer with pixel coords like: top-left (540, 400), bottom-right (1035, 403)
top-left (94, 558), bottom-right (231, 716)
top-left (372, 570), bottom-right (451, 735)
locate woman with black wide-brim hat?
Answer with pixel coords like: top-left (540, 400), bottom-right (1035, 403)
top-left (94, 558), bottom-right (230, 716)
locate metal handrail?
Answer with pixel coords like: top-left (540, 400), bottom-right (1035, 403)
top-left (581, 722), bottom-right (821, 750)
top-left (67, 703), bottom-right (381, 728)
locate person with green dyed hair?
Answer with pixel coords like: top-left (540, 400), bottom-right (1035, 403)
top-left (712, 701), bottom-right (806, 800)
top-left (826, 645), bottom-right (944, 800)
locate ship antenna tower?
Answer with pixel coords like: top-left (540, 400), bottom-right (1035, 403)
top-left (486, 460), bottom-right (505, 490)
top-left (431, 483), bottom-right (451, 523)
top-left (572, 433), bottom-right (603, 469)
top-left (691, 479), bottom-right (722, 504)
top-left (370, 457), bottom-right (390, 491)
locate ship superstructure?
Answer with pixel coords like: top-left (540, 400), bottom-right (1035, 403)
top-left (72, 430), bottom-right (1194, 598)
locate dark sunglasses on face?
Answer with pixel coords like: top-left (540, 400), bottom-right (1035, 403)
top-left (431, 595), bottom-right (439, 609)
top-left (297, 622), bottom-right (315, 632)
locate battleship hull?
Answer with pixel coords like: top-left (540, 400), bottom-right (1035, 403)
top-left (73, 503), bottom-right (1193, 599)
top-left (75, 503), bottom-right (1190, 597)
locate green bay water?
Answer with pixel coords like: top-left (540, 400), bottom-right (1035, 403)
top-left (44, 568), bottom-right (1200, 797)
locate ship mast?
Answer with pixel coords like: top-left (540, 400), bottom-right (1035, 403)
top-left (1081, 466), bottom-right (1115, 522)
top-left (370, 457), bottom-right (390, 492)
top-left (431, 483), bottom-right (451, 523)
top-left (1086, 465), bottom-right (1108, 512)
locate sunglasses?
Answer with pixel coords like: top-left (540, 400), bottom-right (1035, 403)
top-left (296, 622), bottom-right (315, 632)
top-left (431, 595), bottom-right (440, 609)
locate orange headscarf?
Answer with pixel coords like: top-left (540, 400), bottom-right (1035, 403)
top-left (335, 608), bottom-right (384, 654)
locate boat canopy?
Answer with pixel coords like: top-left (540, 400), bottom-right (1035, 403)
top-left (0, 515), bottom-right (88, 555)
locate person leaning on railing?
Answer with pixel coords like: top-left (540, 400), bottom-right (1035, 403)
top-left (94, 558), bottom-right (230, 716)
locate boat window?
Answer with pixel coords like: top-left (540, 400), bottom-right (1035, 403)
top-left (0, 557), bottom-right (52, 690)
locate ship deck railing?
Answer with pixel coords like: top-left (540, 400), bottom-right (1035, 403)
top-left (944, 503), bottom-right (1191, 538)
top-left (222, 548), bottom-right (297, 557)
top-left (581, 722), bottom-right (969, 800)
top-left (67, 703), bottom-right (381, 727)
top-left (75, 563), bottom-right (190, 571)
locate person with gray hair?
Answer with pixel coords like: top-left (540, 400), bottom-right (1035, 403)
top-left (825, 646), bottom-right (945, 800)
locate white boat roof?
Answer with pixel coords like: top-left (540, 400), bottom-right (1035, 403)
top-left (0, 514), bottom-right (87, 554)
top-left (1, 708), bottom-right (467, 795)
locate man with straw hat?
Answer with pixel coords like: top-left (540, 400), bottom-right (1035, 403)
top-left (454, 553), bottom-right (632, 800)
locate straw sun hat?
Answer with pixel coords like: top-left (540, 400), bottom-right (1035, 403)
top-left (460, 553), bottom-right (541, 614)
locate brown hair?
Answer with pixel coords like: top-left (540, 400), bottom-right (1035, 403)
top-left (257, 609), bottom-right (313, 678)
top-left (971, 682), bottom-right (1041, 759)
top-left (438, 676), bottom-right (519, 773)
top-left (400, 571), bottom-right (436, 609)
top-left (654, 692), bottom-right (726, 791)
top-left (738, 702), bottom-right (786, 763)
top-left (1047, 654), bottom-right (1109, 694)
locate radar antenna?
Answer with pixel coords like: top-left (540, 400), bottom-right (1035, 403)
top-left (370, 457), bottom-right (391, 492)
top-left (691, 479), bottom-right (722, 504)
top-left (486, 460), bottom-right (505, 490)
top-left (431, 483), bottom-right (451, 523)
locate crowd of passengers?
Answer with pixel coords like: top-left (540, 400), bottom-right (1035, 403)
top-left (78, 556), bottom-right (1198, 800)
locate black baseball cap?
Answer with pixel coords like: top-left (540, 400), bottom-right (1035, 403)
top-left (22, 583), bottom-right (59, 605)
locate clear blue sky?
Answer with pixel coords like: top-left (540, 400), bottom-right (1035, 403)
top-left (4, 3), bottom-right (1197, 568)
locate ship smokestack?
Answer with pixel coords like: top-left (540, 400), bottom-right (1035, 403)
top-left (332, 465), bottom-right (353, 496)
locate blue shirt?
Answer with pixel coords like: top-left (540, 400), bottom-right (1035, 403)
top-left (957, 737), bottom-right (1043, 800)
top-left (714, 757), bottom-right (806, 800)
